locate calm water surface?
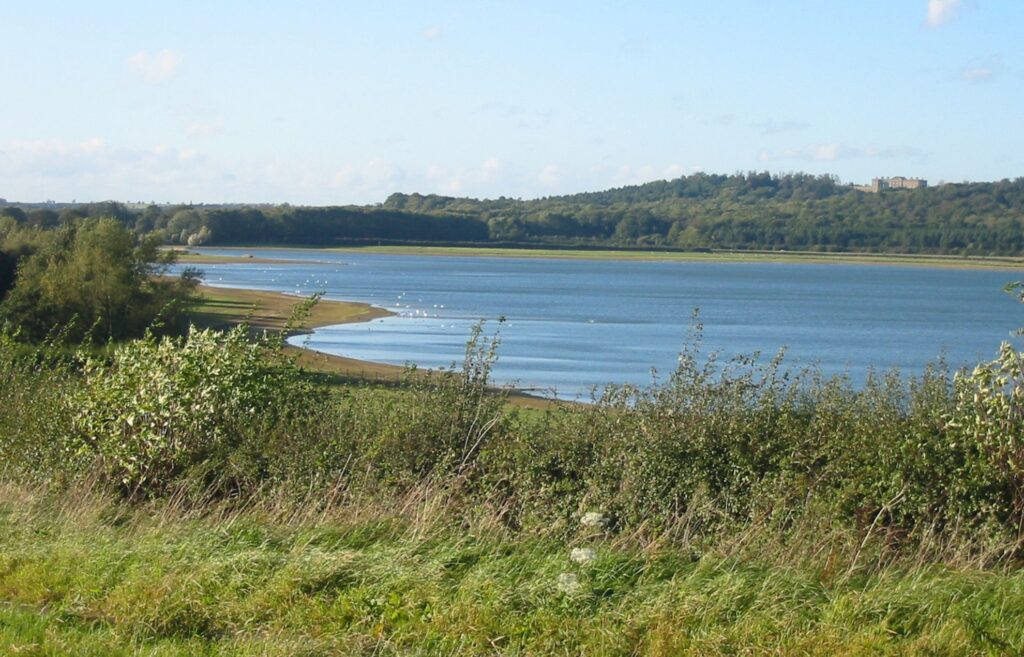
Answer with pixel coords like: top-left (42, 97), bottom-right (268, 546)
top-left (181, 248), bottom-right (1021, 399)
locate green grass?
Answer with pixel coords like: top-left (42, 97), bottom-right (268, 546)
top-left (2, 485), bottom-right (1023, 656)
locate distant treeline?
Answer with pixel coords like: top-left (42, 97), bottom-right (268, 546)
top-left (5, 172), bottom-right (1024, 254)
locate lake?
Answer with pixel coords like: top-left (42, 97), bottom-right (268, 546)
top-left (180, 248), bottom-right (1022, 399)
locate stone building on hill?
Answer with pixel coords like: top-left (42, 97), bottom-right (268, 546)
top-left (861, 176), bottom-right (927, 192)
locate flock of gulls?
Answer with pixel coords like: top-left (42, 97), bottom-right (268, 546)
top-left (228, 267), bottom-right (469, 330)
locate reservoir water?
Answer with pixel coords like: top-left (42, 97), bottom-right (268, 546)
top-left (180, 248), bottom-right (1022, 399)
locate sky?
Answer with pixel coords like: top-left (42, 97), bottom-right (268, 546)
top-left (1, 0), bottom-right (1022, 205)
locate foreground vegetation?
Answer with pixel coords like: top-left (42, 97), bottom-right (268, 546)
top-left (3, 296), bottom-right (1024, 652)
top-left (4, 483), bottom-right (1024, 656)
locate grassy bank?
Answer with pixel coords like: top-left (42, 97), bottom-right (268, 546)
top-left (3, 484), bottom-right (1023, 656)
top-left (190, 284), bottom-right (391, 334)
top-left (177, 245), bottom-right (1024, 270)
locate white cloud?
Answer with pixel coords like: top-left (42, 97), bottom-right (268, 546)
top-left (331, 158), bottom-right (406, 197)
top-left (0, 137), bottom-right (220, 202)
top-left (811, 143), bottom-right (843, 161)
top-left (956, 56), bottom-right (1001, 83)
top-left (960, 66), bottom-right (993, 82)
top-left (754, 119), bottom-right (810, 136)
top-left (422, 25), bottom-right (442, 40)
top-left (863, 145), bottom-right (925, 159)
top-left (662, 163), bottom-right (686, 179)
top-left (0, 138), bottom-right (109, 177)
top-left (481, 157), bottom-right (503, 175)
top-left (410, 161), bottom-right (689, 199)
top-left (477, 101), bottom-right (521, 118)
top-left (612, 163), bottom-right (690, 187)
top-left (127, 49), bottom-right (183, 82)
top-left (617, 35), bottom-right (647, 56)
top-left (1, 137), bottom-right (439, 204)
top-left (700, 114), bottom-right (736, 126)
top-left (759, 143), bottom-right (923, 162)
top-left (538, 164), bottom-right (561, 186)
top-left (926, 0), bottom-right (962, 27)
top-left (186, 118), bottom-right (225, 138)
top-left (418, 158), bottom-right (506, 196)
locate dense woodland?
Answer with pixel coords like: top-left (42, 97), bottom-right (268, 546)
top-left (4, 172), bottom-right (1024, 255)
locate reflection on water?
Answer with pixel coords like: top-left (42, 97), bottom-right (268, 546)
top-left (177, 248), bottom-right (1022, 400)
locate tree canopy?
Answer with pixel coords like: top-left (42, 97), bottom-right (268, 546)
top-left (0, 217), bottom-right (198, 342)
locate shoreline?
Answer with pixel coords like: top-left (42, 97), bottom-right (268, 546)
top-left (191, 283), bottom-right (556, 409)
top-left (177, 244), bottom-right (1024, 271)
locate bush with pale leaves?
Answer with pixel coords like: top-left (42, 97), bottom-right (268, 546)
top-left (71, 325), bottom-right (304, 496)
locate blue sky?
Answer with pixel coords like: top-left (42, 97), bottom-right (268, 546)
top-left (1, 0), bottom-right (1021, 204)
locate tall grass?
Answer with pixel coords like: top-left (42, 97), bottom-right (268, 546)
top-left (3, 481), bottom-right (1024, 656)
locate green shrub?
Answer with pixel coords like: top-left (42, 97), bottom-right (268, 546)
top-left (950, 341), bottom-right (1024, 519)
top-left (69, 325), bottom-right (317, 497)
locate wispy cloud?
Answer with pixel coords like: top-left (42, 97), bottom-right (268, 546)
top-left (758, 143), bottom-right (851, 162)
top-left (422, 157), bottom-right (507, 195)
top-left (0, 137), bottom-right (109, 177)
top-left (612, 163), bottom-right (690, 186)
top-left (332, 158), bottom-right (406, 197)
top-left (477, 102), bottom-right (555, 130)
top-left (753, 119), bottom-right (810, 136)
top-left (538, 164), bottom-right (562, 187)
top-left (961, 65), bottom-right (994, 82)
top-left (926, 0), bottom-right (963, 28)
top-left (617, 35), bottom-right (647, 56)
top-left (477, 101), bottom-right (522, 119)
top-left (421, 25), bottom-right (443, 40)
top-left (957, 56), bottom-right (1001, 83)
top-left (1, 137), bottom-right (419, 204)
top-left (759, 143), bottom-right (924, 162)
top-left (186, 118), bottom-right (225, 138)
top-left (0, 137), bottom-right (210, 201)
top-left (700, 114), bottom-right (736, 127)
top-left (127, 49), bottom-right (183, 82)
